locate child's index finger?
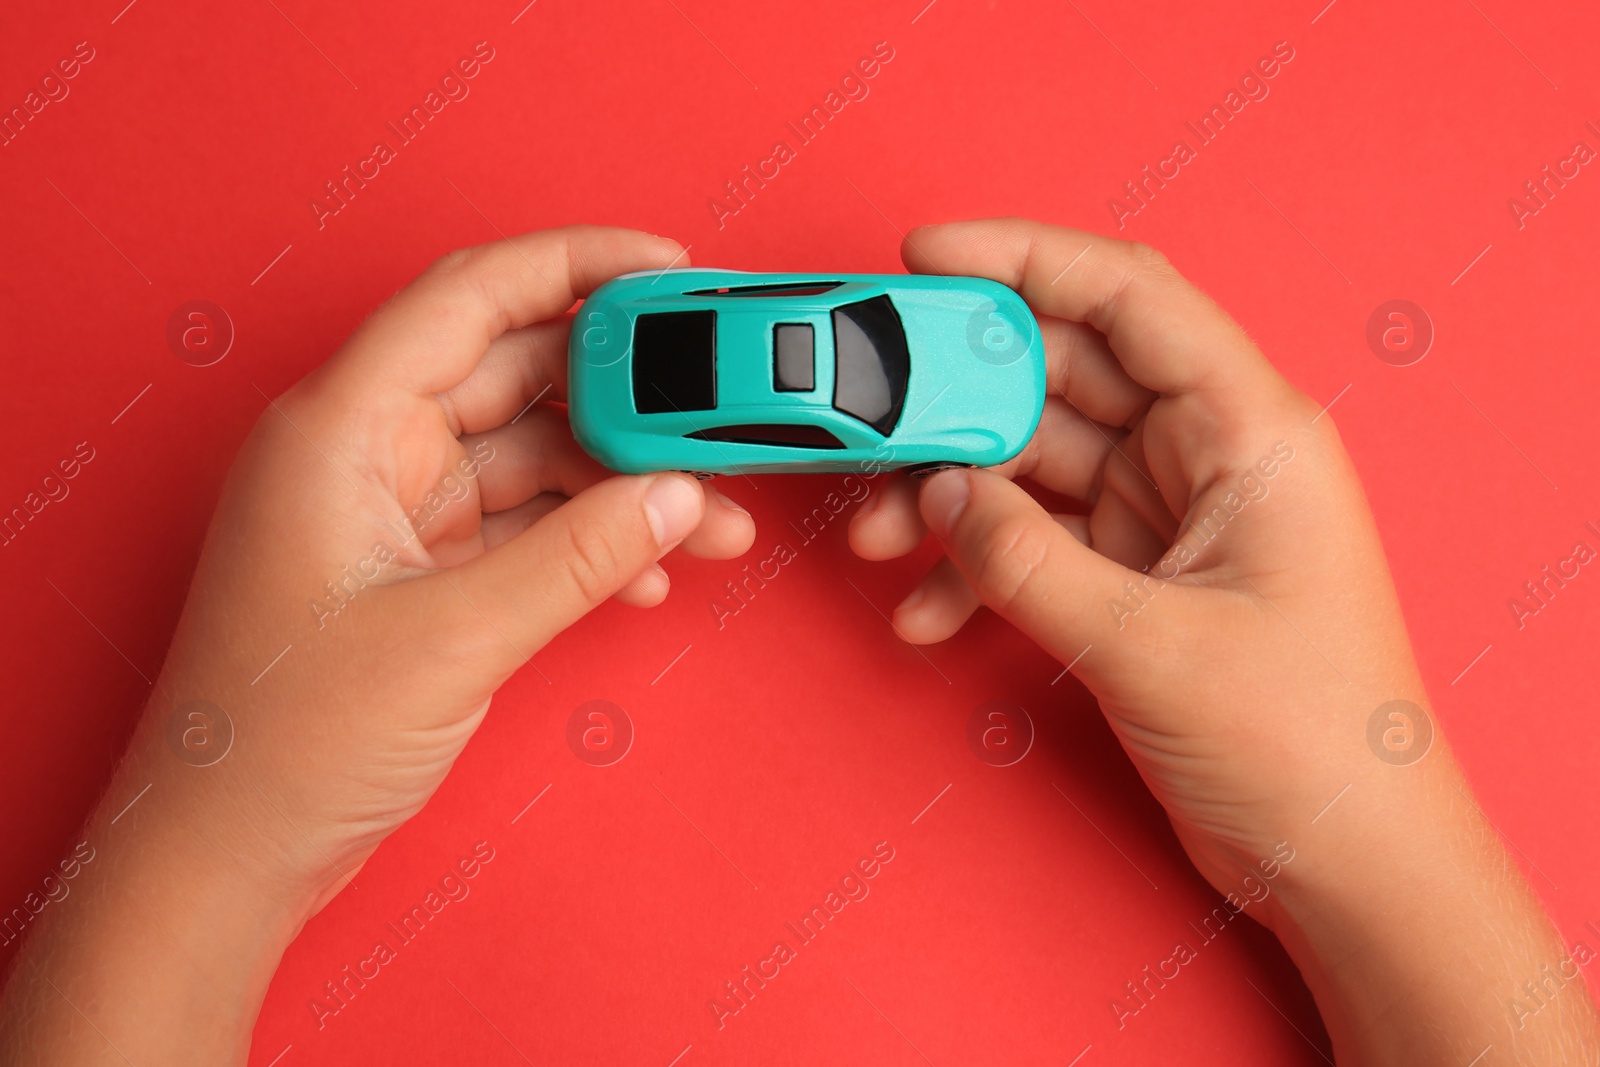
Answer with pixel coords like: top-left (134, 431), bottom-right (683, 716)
top-left (331, 225), bottom-right (686, 398)
top-left (900, 218), bottom-right (1278, 401)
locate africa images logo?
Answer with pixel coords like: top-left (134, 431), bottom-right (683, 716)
top-left (707, 42), bottom-right (896, 230)
top-left (1366, 700), bottom-right (1433, 766)
top-left (1106, 40), bottom-right (1296, 229)
top-left (706, 842), bottom-right (896, 1029)
top-left (307, 42), bottom-right (496, 229)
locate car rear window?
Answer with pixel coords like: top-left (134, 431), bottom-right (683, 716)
top-left (686, 424), bottom-right (845, 449)
top-left (633, 310), bottom-right (716, 413)
top-left (832, 296), bottom-right (908, 435)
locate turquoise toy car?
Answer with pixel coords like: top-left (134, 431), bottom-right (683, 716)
top-left (568, 269), bottom-right (1044, 476)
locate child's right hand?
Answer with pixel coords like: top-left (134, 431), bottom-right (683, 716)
top-left (850, 218), bottom-right (1600, 1063)
top-left (855, 217), bottom-right (1413, 893)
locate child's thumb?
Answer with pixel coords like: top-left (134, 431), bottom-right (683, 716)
top-left (433, 473), bottom-right (705, 671)
top-left (919, 468), bottom-right (1137, 681)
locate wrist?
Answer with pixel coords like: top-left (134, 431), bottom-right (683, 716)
top-left (1257, 750), bottom-right (1598, 1064)
top-left (0, 729), bottom-right (321, 1064)
top-left (115, 689), bottom-right (345, 923)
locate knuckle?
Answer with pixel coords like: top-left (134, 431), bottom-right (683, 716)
top-left (1280, 387), bottom-right (1326, 430)
top-left (249, 382), bottom-right (338, 456)
top-left (970, 515), bottom-right (1053, 614)
top-left (1208, 415), bottom-right (1267, 467)
top-left (427, 246), bottom-right (475, 276)
top-left (996, 215), bottom-right (1033, 235)
top-left (1248, 384), bottom-right (1334, 457)
top-left (1126, 240), bottom-right (1173, 273)
top-left (557, 222), bottom-right (598, 245)
top-left (561, 520), bottom-right (626, 604)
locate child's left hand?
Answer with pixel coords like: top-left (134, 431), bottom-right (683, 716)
top-left (170, 225), bottom-right (755, 898)
top-left (0, 227), bottom-right (754, 1065)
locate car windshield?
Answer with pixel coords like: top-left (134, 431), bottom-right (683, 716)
top-left (633, 310), bottom-right (717, 413)
top-left (831, 296), bottom-right (908, 435)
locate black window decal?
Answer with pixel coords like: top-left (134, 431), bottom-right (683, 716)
top-left (773, 323), bottom-right (815, 392)
top-left (831, 296), bottom-right (908, 435)
top-left (686, 423), bottom-right (846, 449)
top-left (633, 310), bottom-right (716, 413)
top-left (685, 281), bottom-right (843, 298)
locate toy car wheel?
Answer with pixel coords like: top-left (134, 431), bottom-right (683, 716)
top-left (905, 462), bottom-right (972, 480)
top-left (681, 470), bottom-right (717, 481)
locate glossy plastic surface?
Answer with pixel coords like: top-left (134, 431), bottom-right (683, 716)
top-left (569, 269), bottom-right (1045, 474)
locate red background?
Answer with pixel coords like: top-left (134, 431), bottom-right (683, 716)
top-left (4, 0), bottom-right (1599, 1062)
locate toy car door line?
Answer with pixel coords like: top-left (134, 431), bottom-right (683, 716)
top-left (569, 269), bottom-right (1045, 476)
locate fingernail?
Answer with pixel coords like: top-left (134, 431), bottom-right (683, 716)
top-left (710, 487), bottom-right (747, 515)
top-left (645, 476), bottom-right (701, 547)
top-left (896, 586), bottom-right (926, 614)
top-left (855, 488), bottom-right (882, 517)
top-left (921, 469), bottom-right (970, 539)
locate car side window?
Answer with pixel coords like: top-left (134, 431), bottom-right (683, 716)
top-left (684, 281), bottom-right (842, 298)
top-left (773, 324), bottom-right (814, 392)
top-left (686, 423), bottom-right (846, 449)
top-left (831, 296), bottom-right (909, 435)
top-left (633, 310), bottom-right (717, 414)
